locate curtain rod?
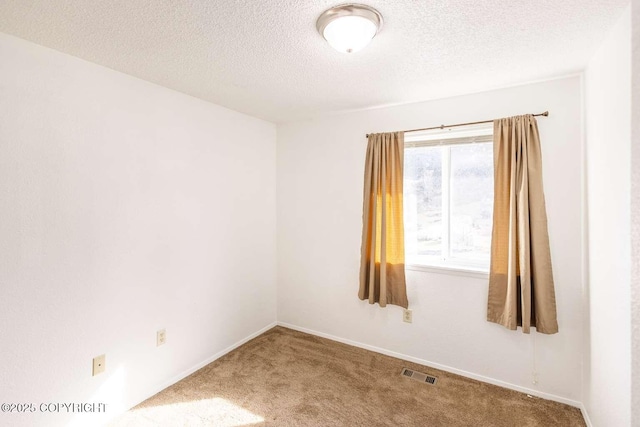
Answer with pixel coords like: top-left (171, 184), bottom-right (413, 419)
top-left (365, 111), bottom-right (549, 138)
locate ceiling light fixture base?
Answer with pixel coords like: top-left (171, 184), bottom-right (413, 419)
top-left (316, 4), bottom-right (383, 53)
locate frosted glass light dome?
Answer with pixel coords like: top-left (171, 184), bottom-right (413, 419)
top-left (323, 15), bottom-right (377, 53)
top-left (316, 4), bottom-right (383, 54)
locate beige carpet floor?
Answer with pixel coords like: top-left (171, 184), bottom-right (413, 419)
top-left (110, 326), bottom-right (586, 426)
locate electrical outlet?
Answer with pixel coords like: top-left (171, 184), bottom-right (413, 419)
top-left (92, 354), bottom-right (106, 376)
top-left (157, 329), bottom-right (166, 346)
top-left (403, 309), bottom-right (413, 323)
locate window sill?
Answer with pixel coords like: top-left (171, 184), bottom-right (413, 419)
top-left (405, 263), bottom-right (489, 279)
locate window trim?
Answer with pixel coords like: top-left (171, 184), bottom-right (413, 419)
top-left (405, 262), bottom-right (489, 279)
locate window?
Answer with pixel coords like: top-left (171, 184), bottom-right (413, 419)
top-left (404, 124), bottom-right (494, 273)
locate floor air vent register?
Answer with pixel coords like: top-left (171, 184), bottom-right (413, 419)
top-left (401, 367), bottom-right (438, 385)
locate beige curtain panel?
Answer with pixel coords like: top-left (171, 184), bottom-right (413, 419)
top-left (487, 115), bottom-right (558, 334)
top-left (359, 132), bottom-right (409, 308)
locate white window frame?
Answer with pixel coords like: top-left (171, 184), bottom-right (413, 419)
top-left (404, 123), bottom-right (493, 279)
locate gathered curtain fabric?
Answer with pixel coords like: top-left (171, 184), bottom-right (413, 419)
top-left (358, 132), bottom-right (409, 308)
top-left (487, 115), bottom-right (558, 334)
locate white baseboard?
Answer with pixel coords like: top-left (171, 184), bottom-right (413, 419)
top-left (277, 321), bottom-right (583, 409)
top-left (580, 403), bottom-right (594, 427)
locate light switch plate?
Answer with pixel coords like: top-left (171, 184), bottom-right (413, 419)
top-left (92, 354), bottom-right (106, 376)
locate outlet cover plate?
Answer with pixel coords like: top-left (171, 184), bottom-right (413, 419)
top-left (157, 329), bottom-right (166, 346)
top-left (92, 354), bottom-right (106, 376)
top-left (403, 309), bottom-right (413, 323)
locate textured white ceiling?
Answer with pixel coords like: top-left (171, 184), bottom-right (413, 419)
top-left (0, 1), bottom-right (629, 123)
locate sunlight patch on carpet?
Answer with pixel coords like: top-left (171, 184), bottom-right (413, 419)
top-left (130, 397), bottom-right (264, 426)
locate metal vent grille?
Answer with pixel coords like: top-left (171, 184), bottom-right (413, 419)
top-left (401, 368), bottom-right (438, 385)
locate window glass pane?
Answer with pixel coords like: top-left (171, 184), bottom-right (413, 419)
top-left (404, 146), bottom-right (442, 263)
top-left (449, 143), bottom-right (493, 266)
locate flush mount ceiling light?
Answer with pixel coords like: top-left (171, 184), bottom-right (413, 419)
top-left (316, 4), bottom-right (383, 53)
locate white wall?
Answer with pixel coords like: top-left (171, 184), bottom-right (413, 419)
top-left (630, 1), bottom-right (639, 425)
top-left (0, 33), bottom-right (277, 427)
top-left (584, 7), bottom-right (632, 427)
top-left (277, 76), bottom-right (584, 403)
